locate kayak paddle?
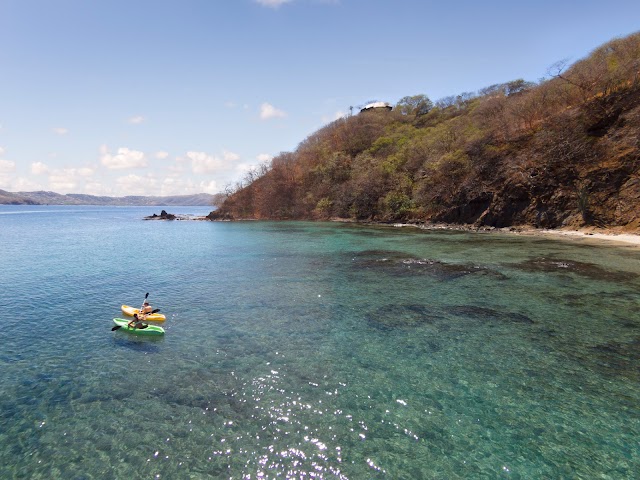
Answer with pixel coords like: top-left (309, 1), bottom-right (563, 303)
top-left (141, 292), bottom-right (149, 310)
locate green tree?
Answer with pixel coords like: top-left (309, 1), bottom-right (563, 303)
top-left (396, 94), bottom-right (433, 116)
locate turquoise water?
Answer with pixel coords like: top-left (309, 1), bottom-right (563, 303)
top-left (1, 205), bottom-right (639, 479)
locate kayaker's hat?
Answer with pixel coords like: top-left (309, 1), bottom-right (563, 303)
top-left (143, 301), bottom-right (149, 305)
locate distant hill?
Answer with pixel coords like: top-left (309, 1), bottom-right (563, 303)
top-left (0, 189), bottom-right (224, 206)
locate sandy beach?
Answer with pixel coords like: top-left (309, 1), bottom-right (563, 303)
top-left (513, 228), bottom-right (640, 246)
top-left (393, 222), bottom-right (640, 247)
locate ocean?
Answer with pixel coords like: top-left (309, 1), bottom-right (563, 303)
top-left (1, 205), bottom-right (638, 479)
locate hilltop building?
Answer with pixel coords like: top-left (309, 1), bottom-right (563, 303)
top-left (360, 102), bottom-right (392, 113)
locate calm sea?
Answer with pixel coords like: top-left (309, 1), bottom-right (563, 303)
top-left (1, 205), bottom-right (639, 479)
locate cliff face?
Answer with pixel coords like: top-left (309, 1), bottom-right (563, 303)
top-left (431, 89), bottom-right (640, 230)
top-left (212, 32), bottom-right (640, 231)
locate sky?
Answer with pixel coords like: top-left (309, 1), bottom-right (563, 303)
top-left (0, 0), bottom-right (638, 197)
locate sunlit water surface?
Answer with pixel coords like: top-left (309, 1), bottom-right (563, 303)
top-left (1, 205), bottom-right (639, 479)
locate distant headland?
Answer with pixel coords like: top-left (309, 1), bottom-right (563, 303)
top-left (0, 189), bottom-right (224, 207)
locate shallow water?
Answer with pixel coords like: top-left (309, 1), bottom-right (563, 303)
top-left (1, 206), bottom-right (639, 479)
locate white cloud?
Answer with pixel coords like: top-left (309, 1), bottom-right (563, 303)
top-left (82, 182), bottom-right (112, 196)
top-left (257, 153), bottom-right (273, 162)
top-left (74, 167), bottom-right (95, 177)
top-left (187, 151), bottom-right (225, 174)
top-left (128, 115), bottom-right (145, 124)
top-left (4, 176), bottom-right (42, 191)
top-left (155, 151), bottom-right (169, 159)
top-left (129, 175), bottom-right (218, 196)
top-left (115, 174), bottom-right (154, 195)
top-left (186, 150), bottom-right (241, 174)
top-left (44, 167), bottom-right (97, 193)
top-left (334, 110), bottom-right (347, 120)
top-left (31, 162), bottom-right (49, 175)
top-left (236, 162), bottom-right (257, 175)
top-left (52, 127), bottom-right (69, 135)
top-left (100, 145), bottom-right (148, 169)
top-left (260, 102), bottom-right (287, 120)
top-left (0, 146), bottom-right (5, 156)
top-left (0, 173), bottom-right (10, 189)
top-left (0, 159), bottom-right (16, 173)
top-left (49, 173), bottom-right (78, 192)
top-left (255, 0), bottom-right (293, 8)
top-left (168, 162), bottom-right (185, 174)
top-left (223, 150), bottom-right (241, 162)
top-left (12, 164), bottom-right (99, 194)
top-left (157, 177), bottom-right (219, 196)
top-left (321, 110), bottom-right (347, 124)
top-left (197, 179), bottom-right (219, 194)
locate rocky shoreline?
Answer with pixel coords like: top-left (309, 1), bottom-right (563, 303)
top-left (149, 210), bottom-right (640, 246)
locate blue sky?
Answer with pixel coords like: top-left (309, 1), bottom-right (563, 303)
top-left (0, 0), bottom-right (638, 197)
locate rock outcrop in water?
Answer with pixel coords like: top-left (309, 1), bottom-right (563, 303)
top-left (517, 257), bottom-right (638, 282)
top-left (145, 210), bottom-right (177, 220)
top-left (144, 210), bottom-right (208, 221)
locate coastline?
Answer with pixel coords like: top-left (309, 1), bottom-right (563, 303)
top-left (182, 212), bottom-right (640, 246)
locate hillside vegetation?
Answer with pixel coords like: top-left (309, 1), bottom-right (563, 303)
top-left (211, 32), bottom-right (640, 231)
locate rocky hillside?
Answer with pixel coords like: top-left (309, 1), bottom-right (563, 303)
top-left (211, 32), bottom-right (640, 231)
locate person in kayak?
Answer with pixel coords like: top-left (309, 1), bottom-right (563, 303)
top-left (128, 313), bottom-right (148, 329)
top-left (128, 300), bottom-right (153, 327)
top-left (140, 301), bottom-right (153, 315)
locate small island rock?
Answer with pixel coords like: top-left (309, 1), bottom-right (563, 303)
top-left (145, 209), bottom-right (177, 220)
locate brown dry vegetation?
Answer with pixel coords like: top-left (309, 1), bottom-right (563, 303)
top-left (210, 32), bottom-right (640, 231)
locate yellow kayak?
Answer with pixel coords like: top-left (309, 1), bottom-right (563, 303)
top-left (121, 304), bottom-right (166, 321)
